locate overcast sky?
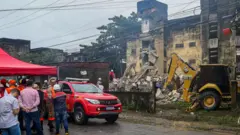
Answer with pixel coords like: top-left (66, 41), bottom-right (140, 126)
top-left (0, 0), bottom-right (200, 53)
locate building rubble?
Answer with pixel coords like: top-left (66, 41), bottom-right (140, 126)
top-left (109, 51), bottom-right (184, 105)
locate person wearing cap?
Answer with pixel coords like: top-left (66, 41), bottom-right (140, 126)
top-left (6, 79), bottom-right (17, 94)
top-left (109, 70), bottom-right (115, 82)
top-left (44, 77), bottom-right (57, 132)
top-left (42, 80), bottom-right (48, 89)
top-left (53, 84), bottom-right (69, 135)
top-left (0, 85), bottom-right (21, 135)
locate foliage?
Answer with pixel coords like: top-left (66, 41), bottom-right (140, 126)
top-left (81, 12), bottom-right (141, 77)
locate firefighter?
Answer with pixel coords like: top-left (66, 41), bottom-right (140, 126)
top-left (6, 79), bottom-right (17, 94)
top-left (53, 84), bottom-right (69, 135)
top-left (18, 78), bottom-right (27, 91)
top-left (45, 77), bottom-right (57, 132)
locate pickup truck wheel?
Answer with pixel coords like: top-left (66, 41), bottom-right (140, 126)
top-left (105, 115), bottom-right (118, 124)
top-left (73, 105), bottom-right (88, 125)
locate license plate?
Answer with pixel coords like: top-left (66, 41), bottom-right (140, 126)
top-left (106, 107), bottom-right (115, 110)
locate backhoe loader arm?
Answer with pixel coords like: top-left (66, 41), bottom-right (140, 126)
top-left (163, 53), bottom-right (196, 89)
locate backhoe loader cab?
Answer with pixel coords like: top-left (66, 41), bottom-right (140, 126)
top-left (193, 64), bottom-right (231, 111)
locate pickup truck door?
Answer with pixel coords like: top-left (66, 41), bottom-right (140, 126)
top-left (61, 83), bottom-right (74, 112)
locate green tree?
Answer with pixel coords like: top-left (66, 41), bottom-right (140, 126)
top-left (81, 12), bottom-right (141, 77)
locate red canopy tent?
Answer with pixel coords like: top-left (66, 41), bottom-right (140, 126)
top-left (0, 48), bottom-right (57, 75)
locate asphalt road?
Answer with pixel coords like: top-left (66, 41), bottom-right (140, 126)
top-left (24, 119), bottom-right (232, 135)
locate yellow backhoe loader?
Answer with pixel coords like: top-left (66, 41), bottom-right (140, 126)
top-left (165, 53), bottom-right (234, 111)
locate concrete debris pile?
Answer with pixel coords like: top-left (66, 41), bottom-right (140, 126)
top-left (156, 89), bottom-right (182, 105)
top-left (116, 51), bottom-right (162, 92)
top-left (116, 65), bottom-right (160, 92)
top-left (109, 78), bottom-right (119, 91)
top-left (156, 75), bottom-right (184, 105)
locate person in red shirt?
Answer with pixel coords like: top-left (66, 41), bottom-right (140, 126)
top-left (1, 78), bottom-right (8, 88)
top-left (109, 69), bottom-right (115, 82)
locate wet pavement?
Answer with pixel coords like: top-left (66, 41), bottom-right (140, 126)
top-left (27, 119), bottom-right (232, 135)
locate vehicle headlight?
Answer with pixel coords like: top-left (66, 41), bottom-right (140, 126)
top-left (117, 98), bottom-right (121, 104)
top-left (84, 98), bottom-right (100, 104)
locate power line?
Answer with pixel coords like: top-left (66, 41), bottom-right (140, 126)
top-left (40, 1), bottom-right (240, 49)
top-left (178, 0), bottom-right (199, 12)
top-left (0, 0), bottom-right (117, 12)
top-left (43, 34), bottom-right (100, 48)
top-left (0, 0), bottom-right (79, 31)
top-left (0, 0), bottom-right (61, 30)
top-left (44, 6), bottom-right (136, 11)
top-left (0, 0), bottom-right (38, 20)
top-left (8, 0), bottom-right (239, 50)
top-left (0, 0), bottom-right (125, 31)
top-left (31, 8), bottom-right (132, 45)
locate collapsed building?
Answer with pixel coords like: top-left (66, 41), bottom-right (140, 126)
top-left (112, 0), bottom-right (201, 105)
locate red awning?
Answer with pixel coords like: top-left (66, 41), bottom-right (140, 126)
top-left (0, 48), bottom-right (57, 75)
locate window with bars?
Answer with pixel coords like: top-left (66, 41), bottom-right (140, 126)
top-left (189, 42), bottom-right (196, 47)
top-left (175, 44), bottom-right (184, 48)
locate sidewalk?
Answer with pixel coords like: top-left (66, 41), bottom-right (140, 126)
top-left (119, 110), bottom-right (240, 134)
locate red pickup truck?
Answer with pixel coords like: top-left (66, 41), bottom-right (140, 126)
top-left (48, 81), bottom-right (122, 125)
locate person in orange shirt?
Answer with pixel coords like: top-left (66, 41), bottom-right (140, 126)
top-left (6, 79), bottom-right (17, 94)
top-left (18, 79), bottom-right (27, 91)
top-left (45, 77), bottom-right (57, 132)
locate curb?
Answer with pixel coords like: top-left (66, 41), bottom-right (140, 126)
top-left (119, 113), bottom-right (240, 134)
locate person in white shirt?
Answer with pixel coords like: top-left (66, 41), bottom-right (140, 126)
top-left (0, 87), bottom-right (20, 135)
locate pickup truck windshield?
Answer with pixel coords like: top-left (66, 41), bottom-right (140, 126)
top-left (72, 84), bottom-right (102, 93)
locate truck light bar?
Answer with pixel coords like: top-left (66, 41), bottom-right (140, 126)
top-left (65, 77), bottom-right (89, 82)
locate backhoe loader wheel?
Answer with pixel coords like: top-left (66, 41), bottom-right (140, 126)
top-left (199, 91), bottom-right (221, 111)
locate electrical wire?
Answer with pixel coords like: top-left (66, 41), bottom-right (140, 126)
top-left (178, 0), bottom-right (199, 11)
top-left (0, 0), bottom-right (61, 29)
top-left (0, 0), bottom-right (132, 31)
top-left (45, 34), bottom-right (100, 48)
top-left (0, 0), bottom-right (79, 31)
top-left (35, 3), bottom-right (231, 49)
top-left (44, 1), bottom-right (240, 62)
top-left (31, 8), bottom-right (133, 45)
top-left (0, 0), bottom-right (39, 20)
top-left (0, 0), bottom-right (120, 12)
top-left (7, 0), bottom-right (240, 50)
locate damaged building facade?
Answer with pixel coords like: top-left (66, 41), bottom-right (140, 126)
top-left (200, 0), bottom-right (240, 80)
top-left (167, 15), bottom-right (202, 73)
top-left (126, 0), bottom-right (168, 76)
top-left (126, 0), bottom-right (202, 77)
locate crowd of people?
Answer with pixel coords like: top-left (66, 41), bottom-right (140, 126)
top-left (0, 77), bottom-right (69, 135)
